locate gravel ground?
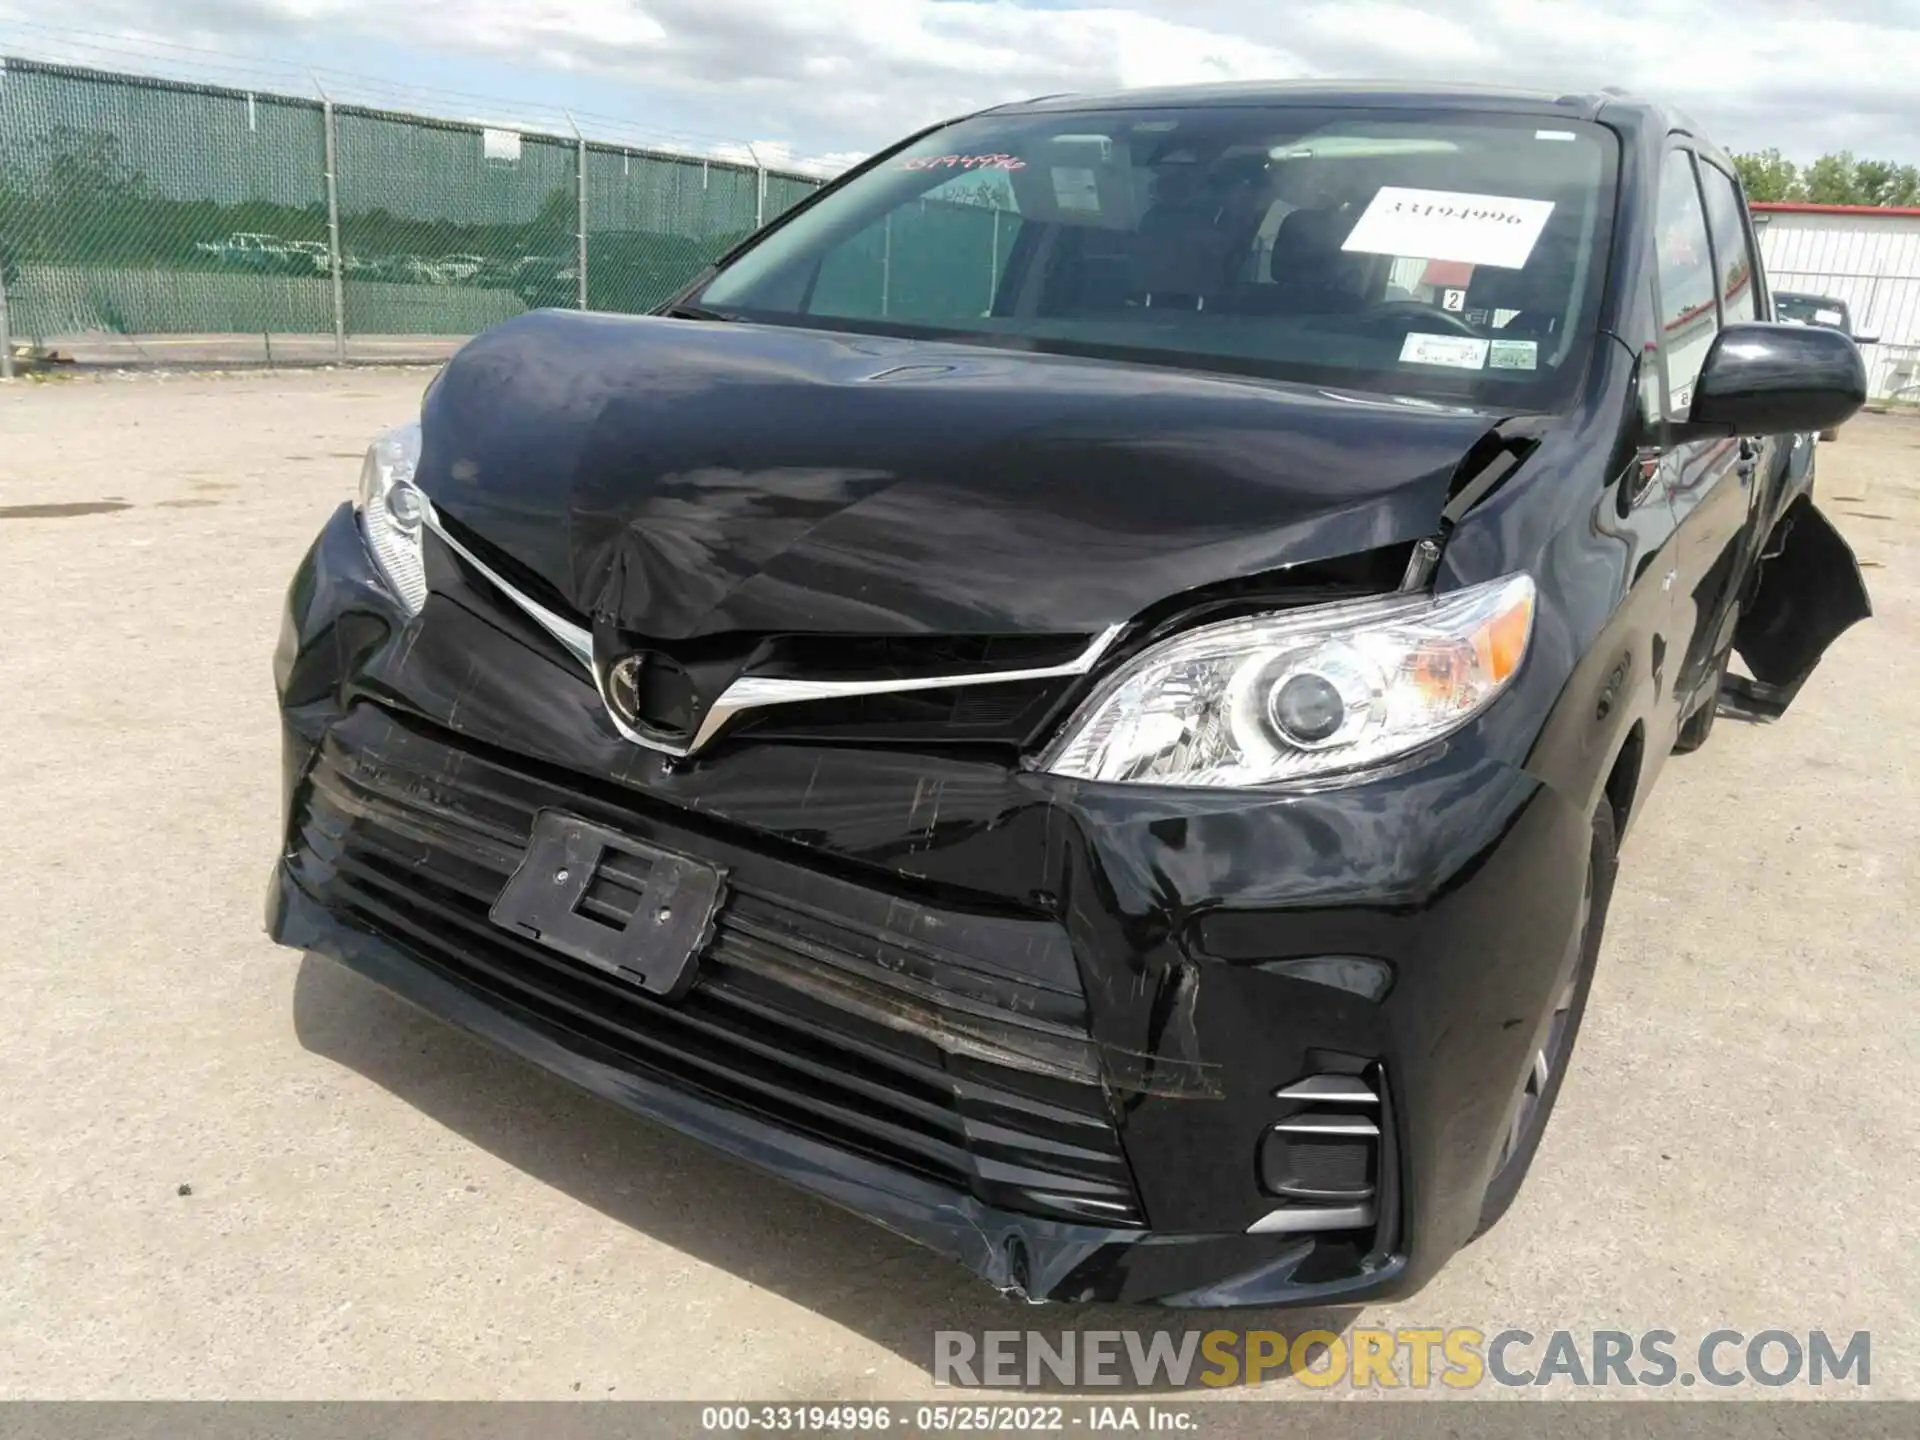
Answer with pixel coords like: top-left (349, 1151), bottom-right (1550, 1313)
top-left (1, 370), bottom-right (1914, 1401)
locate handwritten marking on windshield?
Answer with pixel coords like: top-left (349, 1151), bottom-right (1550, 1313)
top-left (902, 153), bottom-right (1027, 172)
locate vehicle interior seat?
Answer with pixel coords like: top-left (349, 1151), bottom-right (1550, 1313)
top-left (1124, 167), bottom-right (1235, 310)
top-left (1243, 208), bottom-right (1374, 315)
top-left (1464, 216), bottom-right (1582, 343)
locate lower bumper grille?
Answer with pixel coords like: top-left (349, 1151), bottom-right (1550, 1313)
top-left (1251, 1065), bottom-right (1397, 1245)
top-left (285, 705), bottom-right (1142, 1227)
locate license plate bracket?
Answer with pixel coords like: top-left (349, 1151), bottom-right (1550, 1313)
top-left (490, 809), bottom-right (727, 999)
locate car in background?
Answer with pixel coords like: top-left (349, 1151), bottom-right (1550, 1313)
top-left (285, 240), bottom-right (332, 275)
top-left (193, 232), bottom-right (292, 270)
top-left (348, 255), bottom-right (408, 283)
top-left (1775, 290), bottom-right (1869, 338)
top-left (435, 253), bottom-right (491, 285)
top-left (1774, 290), bottom-right (1879, 438)
top-left (507, 235), bottom-right (737, 315)
top-left (271, 82), bottom-right (1872, 1307)
top-left (392, 255), bottom-right (452, 286)
top-left (192, 233), bottom-right (340, 277)
top-left (508, 254), bottom-right (576, 310)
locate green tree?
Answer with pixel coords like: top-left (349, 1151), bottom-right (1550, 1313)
top-left (1852, 159), bottom-right (1920, 207)
top-left (1801, 151), bottom-right (1861, 205)
top-left (19, 126), bottom-right (155, 261)
top-left (1732, 148), bottom-right (1802, 202)
top-left (1733, 148), bottom-right (1920, 207)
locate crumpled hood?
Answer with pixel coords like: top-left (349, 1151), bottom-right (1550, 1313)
top-left (417, 309), bottom-right (1500, 640)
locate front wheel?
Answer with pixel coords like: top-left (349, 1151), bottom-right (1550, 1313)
top-left (1474, 802), bottom-right (1619, 1238)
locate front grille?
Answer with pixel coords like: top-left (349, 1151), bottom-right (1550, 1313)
top-left (423, 522), bottom-right (1093, 750)
top-left (722, 677), bottom-right (1069, 747)
top-left (287, 704), bottom-right (1142, 1227)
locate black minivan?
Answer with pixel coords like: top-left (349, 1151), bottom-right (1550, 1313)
top-left (269, 83), bottom-right (1870, 1306)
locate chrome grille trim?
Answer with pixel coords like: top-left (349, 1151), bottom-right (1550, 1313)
top-left (425, 499), bottom-right (1124, 758)
top-left (1246, 1203), bottom-right (1376, 1236)
top-left (423, 503), bottom-right (594, 667)
top-left (1271, 1115), bottom-right (1380, 1138)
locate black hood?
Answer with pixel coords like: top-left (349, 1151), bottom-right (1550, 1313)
top-left (417, 310), bottom-right (1501, 641)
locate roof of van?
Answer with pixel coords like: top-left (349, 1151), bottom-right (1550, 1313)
top-left (983, 80), bottom-right (1720, 165)
top-left (998, 81), bottom-right (1613, 117)
top-left (988, 80), bottom-right (1704, 159)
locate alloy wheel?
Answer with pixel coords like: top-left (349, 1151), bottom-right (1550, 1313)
top-left (1493, 870), bottom-right (1592, 1176)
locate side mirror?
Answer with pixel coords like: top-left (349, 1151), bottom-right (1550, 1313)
top-left (1676, 322), bottom-right (1867, 441)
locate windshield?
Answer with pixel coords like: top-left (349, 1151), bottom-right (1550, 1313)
top-left (696, 106), bottom-right (1619, 405)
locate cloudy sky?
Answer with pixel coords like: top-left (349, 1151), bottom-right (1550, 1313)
top-left (2, 1), bottom-right (1917, 173)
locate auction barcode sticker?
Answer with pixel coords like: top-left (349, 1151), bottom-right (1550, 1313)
top-left (1399, 333), bottom-right (1490, 370)
top-left (1343, 187), bottom-right (1557, 270)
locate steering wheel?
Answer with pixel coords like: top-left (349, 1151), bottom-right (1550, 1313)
top-left (1353, 300), bottom-right (1481, 337)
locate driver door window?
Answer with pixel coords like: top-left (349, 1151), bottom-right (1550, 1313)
top-left (1698, 162), bottom-right (1757, 326)
top-left (1654, 150), bottom-right (1718, 414)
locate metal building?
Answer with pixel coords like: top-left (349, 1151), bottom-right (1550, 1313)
top-left (1752, 201), bottom-right (1920, 402)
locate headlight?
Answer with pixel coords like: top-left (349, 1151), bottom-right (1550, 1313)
top-left (1040, 573), bottom-right (1535, 787)
top-left (355, 421), bottom-right (428, 616)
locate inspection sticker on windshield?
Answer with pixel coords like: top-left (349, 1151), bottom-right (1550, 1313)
top-left (1344, 187), bottom-right (1557, 269)
top-left (1489, 339), bottom-right (1538, 371)
top-left (1400, 333), bottom-right (1489, 370)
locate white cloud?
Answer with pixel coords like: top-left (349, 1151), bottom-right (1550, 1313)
top-left (1156, 0), bottom-right (1920, 161)
top-left (4, 0), bottom-right (1919, 168)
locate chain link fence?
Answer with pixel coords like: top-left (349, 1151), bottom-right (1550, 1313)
top-left (0, 55), bottom-right (826, 369)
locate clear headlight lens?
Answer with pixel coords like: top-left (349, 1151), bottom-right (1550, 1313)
top-left (1040, 574), bottom-right (1535, 787)
top-left (355, 420), bottom-right (428, 616)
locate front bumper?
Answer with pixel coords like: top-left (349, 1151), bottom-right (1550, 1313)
top-left (268, 503), bottom-right (1594, 1306)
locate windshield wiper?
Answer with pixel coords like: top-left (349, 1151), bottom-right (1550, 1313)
top-left (662, 303), bottom-right (737, 322)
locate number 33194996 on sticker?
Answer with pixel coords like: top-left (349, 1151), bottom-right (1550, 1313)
top-left (1344, 186), bottom-right (1558, 269)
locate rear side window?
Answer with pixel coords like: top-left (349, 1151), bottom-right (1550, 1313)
top-left (1698, 163), bottom-right (1757, 326)
top-left (1654, 150), bottom-right (1717, 412)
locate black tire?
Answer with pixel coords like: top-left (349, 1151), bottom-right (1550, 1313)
top-left (1474, 802), bottom-right (1619, 1238)
top-left (1672, 648), bottom-right (1730, 754)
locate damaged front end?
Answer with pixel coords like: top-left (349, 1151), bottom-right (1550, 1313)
top-left (269, 507), bottom-right (1583, 1305)
top-left (268, 314), bottom-right (1601, 1306)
